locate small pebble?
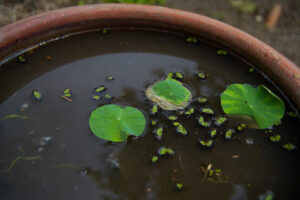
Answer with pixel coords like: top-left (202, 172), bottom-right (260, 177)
top-left (245, 138), bottom-right (254, 145)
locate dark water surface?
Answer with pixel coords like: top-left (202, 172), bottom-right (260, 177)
top-left (0, 30), bottom-right (299, 200)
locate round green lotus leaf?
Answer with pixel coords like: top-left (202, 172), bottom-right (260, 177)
top-left (221, 84), bottom-right (285, 129)
top-left (145, 78), bottom-right (192, 110)
top-left (89, 104), bottom-right (146, 142)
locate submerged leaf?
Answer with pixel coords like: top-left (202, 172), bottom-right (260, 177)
top-left (1, 156), bottom-right (22, 173)
top-left (146, 78), bottom-right (192, 110)
top-left (221, 84), bottom-right (285, 129)
top-left (101, 29), bottom-right (108, 34)
top-left (89, 104), bottom-right (146, 142)
top-left (22, 156), bottom-right (41, 160)
top-left (185, 37), bottom-right (197, 43)
top-left (217, 50), bottom-right (228, 55)
top-left (1, 114), bottom-right (28, 120)
top-left (287, 111), bottom-right (298, 117)
top-left (259, 190), bottom-right (274, 200)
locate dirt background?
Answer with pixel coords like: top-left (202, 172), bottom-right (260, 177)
top-left (0, 0), bottom-right (299, 66)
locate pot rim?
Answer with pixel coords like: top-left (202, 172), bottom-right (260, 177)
top-left (0, 4), bottom-right (299, 109)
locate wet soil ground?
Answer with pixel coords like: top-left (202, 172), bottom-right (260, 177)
top-left (0, 0), bottom-right (299, 66)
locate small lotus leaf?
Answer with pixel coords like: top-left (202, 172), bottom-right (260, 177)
top-left (89, 104), bottom-right (146, 142)
top-left (221, 84), bottom-right (285, 129)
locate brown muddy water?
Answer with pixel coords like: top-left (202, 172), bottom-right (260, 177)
top-left (0, 30), bottom-right (299, 200)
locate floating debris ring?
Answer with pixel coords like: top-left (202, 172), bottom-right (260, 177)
top-left (145, 78), bottom-right (192, 111)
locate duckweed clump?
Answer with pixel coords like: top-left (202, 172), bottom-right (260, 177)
top-left (264, 129), bottom-right (273, 134)
top-left (151, 120), bottom-right (158, 126)
top-left (158, 147), bottom-right (175, 156)
top-left (198, 139), bottom-right (214, 148)
top-left (200, 107), bottom-right (214, 115)
top-left (18, 55), bottom-right (26, 63)
top-left (197, 72), bottom-right (207, 80)
top-left (236, 123), bottom-right (246, 132)
top-left (176, 183), bottom-right (184, 191)
top-left (196, 97), bottom-right (208, 104)
top-left (198, 116), bottom-right (211, 128)
top-left (175, 72), bottom-right (184, 80)
top-left (95, 85), bottom-right (106, 93)
top-left (168, 115), bottom-right (177, 121)
top-left (107, 75), bottom-right (113, 80)
top-left (166, 72), bottom-right (174, 79)
top-left (92, 95), bottom-right (100, 100)
top-left (269, 135), bottom-right (281, 142)
top-left (283, 143), bottom-right (297, 151)
top-left (225, 129), bottom-right (235, 140)
top-left (151, 156), bottom-right (159, 163)
top-left (204, 166), bottom-right (229, 184)
top-left (209, 129), bottom-right (217, 138)
top-left (154, 127), bottom-right (163, 140)
top-left (32, 90), bottom-right (42, 101)
top-left (63, 88), bottom-right (72, 98)
top-left (173, 122), bottom-right (188, 135)
top-left (185, 108), bottom-right (195, 116)
top-left (214, 116), bottom-right (227, 126)
top-left (151, 105), bottom-right (158, 115)
top-left (104, 94), bottom-right (112, 99)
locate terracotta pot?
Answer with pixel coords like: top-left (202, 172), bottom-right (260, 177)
top-left (0, 4), bottom-right (299, 108)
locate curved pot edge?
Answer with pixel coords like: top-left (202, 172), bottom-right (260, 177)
top-left (0, 4), bottom-right (300, 109)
